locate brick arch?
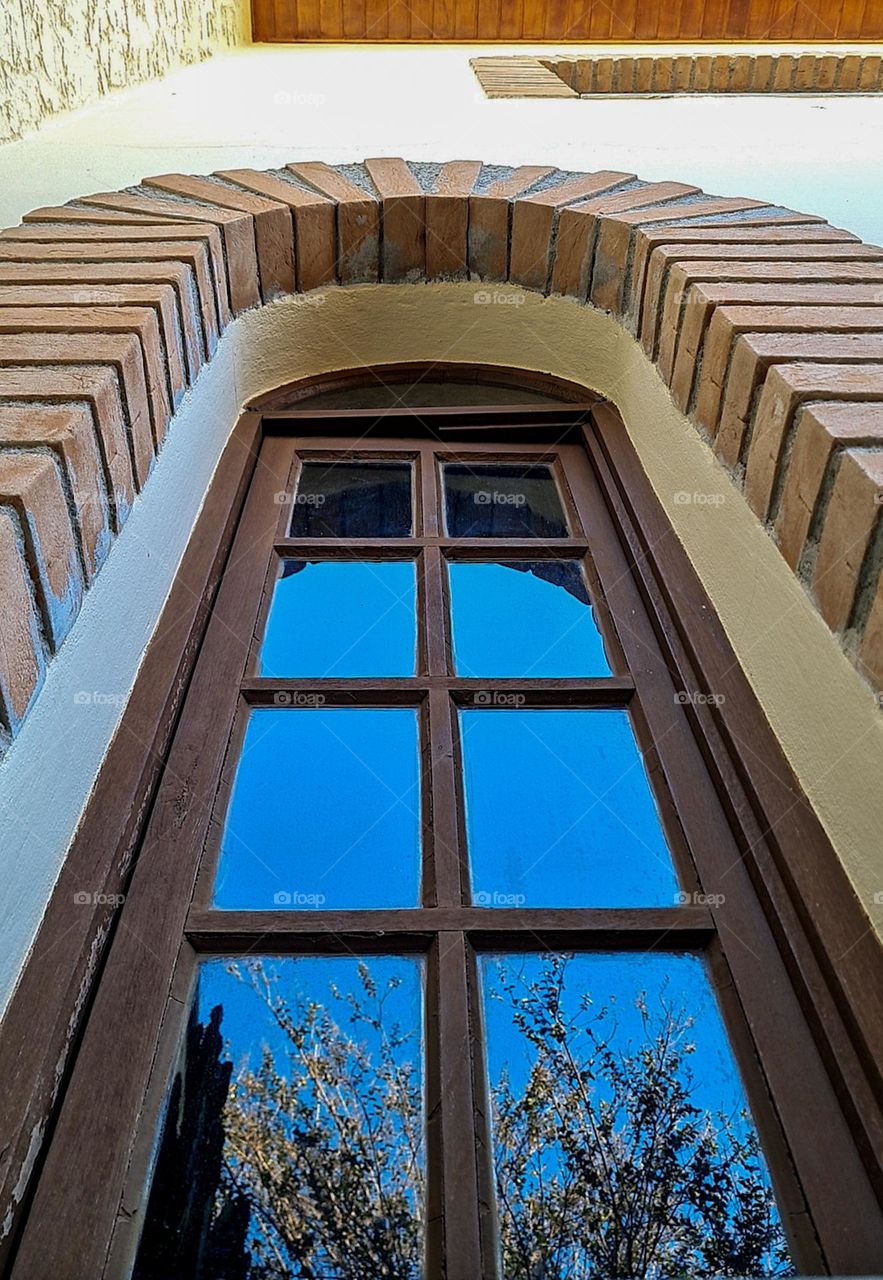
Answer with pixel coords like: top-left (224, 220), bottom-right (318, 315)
top-left (1, 156), bottom-right (882, 746)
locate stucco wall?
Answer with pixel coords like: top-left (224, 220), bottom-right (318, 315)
top-left (0, 0), bottom-right (250, 143)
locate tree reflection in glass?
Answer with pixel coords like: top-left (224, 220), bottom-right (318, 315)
top-left (480, 952), bottom-right (794, 1280)
top-left (134, 956), bottom-right (425, 1280)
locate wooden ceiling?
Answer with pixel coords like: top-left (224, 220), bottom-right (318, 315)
top-left (253, 0), bottom-right (881, 43)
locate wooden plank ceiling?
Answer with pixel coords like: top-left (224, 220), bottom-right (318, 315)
top-left (253, 0), bottom-right (882, 42)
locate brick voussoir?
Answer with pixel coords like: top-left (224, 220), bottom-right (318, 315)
top-left (0, 404), bottom-right (111, 580)
top-left (640, 240), bottom-right (883, 356)
top-left (364, 158), bottom-right (426, 283)
top-left (0, 305), bottom-right (171, 444)
top-left (0, 238), bottom-right (220, 362)
top-left (509, 170), bottom-right (634, 292)
top-left (3, 157), bottom-right (883, 754)
top-left (0, 505), bottom-right (46, 736)
top-left (0, 451), bottom-right (84, 653)
top-left (774, 403), bottom-right (883, 573)
top-left (79, 189), bottom-right (256, 317)
top-left (742, 364), bottom-right (883, 522)
top-left (143, 172), bottom-right (296, 301)
top-left (712, 333), bottom-right (883, 458)
top-left (0, 332), bottom-right (155, 487)
top-left (0, 365), bottom-right (134, 532)
top-left (813, 449), bottom-right (883, 633)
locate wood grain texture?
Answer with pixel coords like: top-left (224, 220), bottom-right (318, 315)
top-left (254, 0), bottom-right (883, 39)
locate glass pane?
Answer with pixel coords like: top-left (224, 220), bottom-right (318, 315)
top-left (479, 951), bottom-right (793, 1278)
top-left (289, 460), bottom-right (413, 537)
top-left (449, 560), bottom-right (611, 677)
top-left (260, 560), bottom-right (417, 677)
top-left (214, 708), bottom-right (421, 909)
top-left (442, 463), bottom-right (569, 539)
top-left (134, 955), bottom-right (424, 1280)
top-left (460, 709), bottom-right (678, 907)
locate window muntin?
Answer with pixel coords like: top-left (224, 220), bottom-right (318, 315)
top-left (259, 559), bottom-right (418, 677)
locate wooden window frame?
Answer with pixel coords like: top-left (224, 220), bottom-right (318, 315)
top-left (2, 402), bottom-right (882, 1278)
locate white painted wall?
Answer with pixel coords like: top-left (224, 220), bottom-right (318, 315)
top-left (1, 283), bottom-right (881, 1018)
top-left (0, 46), bottom-right (882, 243)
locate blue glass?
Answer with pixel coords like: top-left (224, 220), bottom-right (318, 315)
top-left (448, 560), bottom-right (611, 677)
top-left (259, 560), bottom-right (417, 677)
top-left (134, 955), bottom-right (424, 1279)
top-left (480, 951), bottom-right (792, 1277)
top-left (460, 709), bottom-right (678, 907)
top-left (213, 708), bottom-right (421, 909)
top-left (442, 463), bottom-right (569, 539)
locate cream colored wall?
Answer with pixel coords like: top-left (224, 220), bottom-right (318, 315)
top-left (0, 0), bottom-right (250, 143)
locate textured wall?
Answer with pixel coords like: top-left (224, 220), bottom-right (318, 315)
top-left (0, 0), bottom-right (250, 143)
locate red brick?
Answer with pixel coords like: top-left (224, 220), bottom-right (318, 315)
top-left (689, 305), bottom-right (883, 425)
top-left (742, 363), bottom-right (883, 518)
top-left (0, 366), bottom-right (135, 530)
top-left (80, 189), bottom-right (257, 315)
top-left (0, 507), bottom-right (45, 735)
top-left (813, 449), bottom-right (883, 631)
top-left (0, 452), bottom-right (83, 651)
top-left (467, 167), bottom-right (555, 280)
top-left (656, 259), bottom-right (883, 384)
top-left (424, 163), bottom-right (482, 279)
top-left (0, 236), bottom-right (220, 359)
top-left (774, 404), bottom-right (883, 570)
top-left (589, 198), bottom-right (780, 315)
top-left (217, 169), bottom-right (337, 292)
top-left (0, 282), bottom-right (187, 402)
top-left (509, 171), bottom-right (633, 290)
top-left (714, 332), bottom-right (883, 457)
top-left (142, 172), bottom-right (295, 301)
top-left (0, 333), bottom-right (154, 486)
top-left (0, 263), bottom-right (204, 378)
top-left (287, 162), bottom-right (380, 284)
top-left (0, 405), bottom-right (110, 579)
top-left (641, 239), bottom-right (882, 358)
top-left (628, 223), bottom-right (858, 332)
top-left (364, 158), bottom-right (425, 282)
top-left (0, 305), bottom-right (171, 444)
top-left (551, 181), bottom-right (701, 299)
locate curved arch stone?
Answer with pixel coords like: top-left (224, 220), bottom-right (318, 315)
top-left (1, 156), bottom-right (882, 744)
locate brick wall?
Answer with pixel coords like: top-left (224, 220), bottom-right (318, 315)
top-left (1, 157), bottom-right (881, 748)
